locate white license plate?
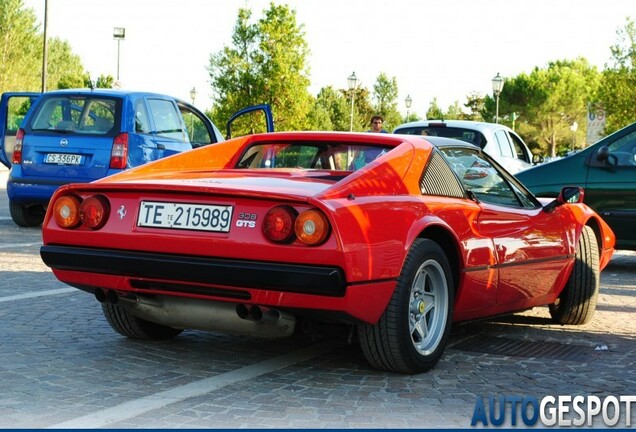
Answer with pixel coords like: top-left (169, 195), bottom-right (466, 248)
top-left (45, 153), bottom-right (82, 165)
top-left (137, 201), bottom-right (233, 233)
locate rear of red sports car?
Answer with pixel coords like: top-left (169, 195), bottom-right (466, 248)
top-left (40, 132), bottom-right (615, 374)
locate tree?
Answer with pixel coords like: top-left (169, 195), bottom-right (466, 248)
top-left (342, 85), bottom-right (374, 132)
top-left (464, 92), bottom-right (485, 121)
top-left (207, 3), bottom-right (313, 134)
top-left (0, 0), bottom-right (40, 92)
top-left (445, 101), bottom-right (466, 120)
top-left (371, 73), bottom-right (400, 130)
top-left (310, 86), bottom-right (349, 131)
top-left (426, 97), bottom-right (444, 120)
top-left (95, 74), bottom-right (115, 89)
top-left (499, 59), bottom-right (600, 157)
top-left (598, 17), bottom-right (636, 133)
top-left (45, 38), bottom-right (86, 89)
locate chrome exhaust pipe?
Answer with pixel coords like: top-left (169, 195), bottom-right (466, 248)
top-left (124, 296), bottom-right (295, 338)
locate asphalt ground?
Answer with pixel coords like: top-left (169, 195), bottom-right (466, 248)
top-left (0, 165), bottom-right (634, 428)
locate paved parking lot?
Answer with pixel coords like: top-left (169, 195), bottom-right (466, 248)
top-left (0, 168), bottom-right (634, 428)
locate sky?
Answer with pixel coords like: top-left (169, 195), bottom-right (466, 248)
top-left (24, 0), bottom-right (634, 116)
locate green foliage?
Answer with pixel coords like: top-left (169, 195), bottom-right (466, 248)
top-left (445, 101), bottom-right (466, 120)
top-left (426, 97), bottom-right (444, 120)
top-left (598, 17), bottom-right (636, 133)
top-left (371, 73), bottom-right (401, 130)
top-left (498, 58), bottom-right (600, 157)
top-left (207, 3), bottom-right (313, 135)
top-left (94, 74), bottom-right (115, 89)
top-left (463, 93), bottom-right (485, 121)
top-left (0, 0), bottom-right (91, 93)
top-left (0, 0), bottom-right (41, 92)
top-left (311, 86), bottom-right (349, 131)
top-left (344, 86), bottom-right (374, 131)
top-left (45, 38), bottom-right (85, 89)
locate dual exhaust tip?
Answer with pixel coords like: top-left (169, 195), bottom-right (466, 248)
top-left (95, 289), bottom-right (118, 305)
top-left (236, 303), bottom-right (282, 323)
top-left (96, 289), bottom-right (281, 325)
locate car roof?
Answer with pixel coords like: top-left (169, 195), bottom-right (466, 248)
top-left (236, 131), bottom-right (478, 150)
top-left (393, 119), bottom-right (512, 134)
top-left (424, 135), bottom-right (480, 150)
top-left (37, 88), bottom-right (179, 99)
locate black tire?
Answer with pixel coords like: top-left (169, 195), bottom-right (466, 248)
top-left (358, 239), bottom-right (454, 374)
top-left (9, 200), bottom-right (45, 227)
top-left (101, 303), bottom-right (183, 340)
top-left (549, 225), bottom-right (600, 325)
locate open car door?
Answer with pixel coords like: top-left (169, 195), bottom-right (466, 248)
top-left (0, 92), bottom-right (41, 168)
top-left (225, 104), bottom-right (274, 139)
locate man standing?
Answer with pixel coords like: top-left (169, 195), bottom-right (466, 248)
top-left (368, 115), bottom-right (388, 133)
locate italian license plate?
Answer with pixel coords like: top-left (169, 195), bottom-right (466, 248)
top-left (45, 153), bottom-right (82, 165)
top-left (137, 201), bottom-right (233, 233)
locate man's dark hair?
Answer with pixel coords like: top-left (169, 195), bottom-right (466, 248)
top-left (370, 115), bottom-right (384, 124)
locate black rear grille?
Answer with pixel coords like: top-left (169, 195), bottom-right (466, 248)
top-left (130, 280), bottom-right (252, 300)
top-left (421, 151), bottom-right (465, 198)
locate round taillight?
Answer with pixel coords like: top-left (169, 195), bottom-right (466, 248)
top-left (53, 195), bottom-right (82, 228)
top-left (79, 195), bottom-right (110, 229)
top-left (295, 209), bottom-right (330, 246)
top-left (263, 206), bottom-right (297, 243)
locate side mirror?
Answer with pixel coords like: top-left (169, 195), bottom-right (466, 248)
top-left (543, 186), bottom-right (584, 213)
top-left (596, 145), bottom-right (620, 167)
top-left (532, 154), bottom-right (544, 164)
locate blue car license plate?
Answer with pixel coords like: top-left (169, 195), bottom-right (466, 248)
top-left (44, 153), bottom-right (82, 165)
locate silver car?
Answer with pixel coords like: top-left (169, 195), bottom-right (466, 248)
top-left (393, 120), bottom-right (538, 174)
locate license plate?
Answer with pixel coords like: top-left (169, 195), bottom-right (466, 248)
top-left (45, 153), bottom-right (82, 165)
top-left (137, 201), bottom-right (233, 233)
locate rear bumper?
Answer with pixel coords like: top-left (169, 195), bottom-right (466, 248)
top-left (40, 244), bottom-right (397, 324)
top-left (7, 177), bottom-right (61, 203)
top-left (41, 244), bottom-right (347, 297)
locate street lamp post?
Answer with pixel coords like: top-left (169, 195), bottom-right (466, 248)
top-left (113, 27), bottom-right (126, 81)
top-left (41, 0), bottom-right (49, 92)
top-left (189, 87), bottom-right (197, 140)
top-left (492, 72), bottom-right (504, 124)
top-left (405, 95), bottom-right (412, 122)
top-left (347, 72), bottom-right (357, 132)
top-left (570, 121), bottom-right (578, 151)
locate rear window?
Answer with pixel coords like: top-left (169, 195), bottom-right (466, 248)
top-left (395, 126), bottom-right (486, 148)
top-left (28, 95), bottom-right (120, 136)
top-left (236, 142), bottom-right (391, 171)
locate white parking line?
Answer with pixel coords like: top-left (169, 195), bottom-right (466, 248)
top-left (0, 287), bottom-right (77, 303)
top-left (47, 342), bottom-right (336, 429)
top-left (0, 242), bottom-right (41, 249)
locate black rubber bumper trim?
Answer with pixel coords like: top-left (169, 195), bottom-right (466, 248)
top-left (40, 245), bottom-right (347, 297)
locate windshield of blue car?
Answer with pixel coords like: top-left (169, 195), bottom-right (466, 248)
top-left (29, 96), bottom-right (120, 136)
top-left (235, 142), bottom-right (392, 171)
top-left (396, 126), bottom-right (487, 149)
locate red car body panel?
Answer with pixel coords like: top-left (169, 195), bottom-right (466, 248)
top-left (40, 132), bottom-right (615, 327)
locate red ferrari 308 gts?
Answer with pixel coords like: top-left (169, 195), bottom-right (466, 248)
top-left (40, 132), bottom-right (615, 374)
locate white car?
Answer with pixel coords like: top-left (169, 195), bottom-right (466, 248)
top-left (393, 120), bottom-right (539, 174)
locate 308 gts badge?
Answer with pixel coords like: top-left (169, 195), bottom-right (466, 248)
top-left (236, 212), bottom-right (257, 228)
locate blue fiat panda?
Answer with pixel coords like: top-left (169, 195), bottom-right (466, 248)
top-left (0, 89), bottom-right (272, 227)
